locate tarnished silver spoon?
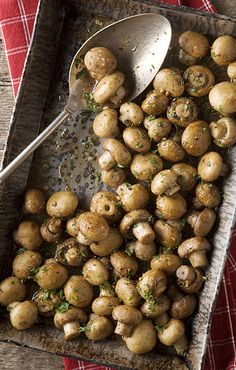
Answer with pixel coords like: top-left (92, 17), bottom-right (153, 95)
top-left (0, 13), bottom-right (171, 182)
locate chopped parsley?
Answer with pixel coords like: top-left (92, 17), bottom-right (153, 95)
top-left (56, 301), bottom-right (70, 313)
top-left (83, 92), bottom-right (102, 113)
top-left (76, 69), bottom-right (89, 80)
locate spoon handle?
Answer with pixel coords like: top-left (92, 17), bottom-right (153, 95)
top-left (0, 81), bottom-right (84, 183)
top-left (0, 109), bottom-right (70, 183)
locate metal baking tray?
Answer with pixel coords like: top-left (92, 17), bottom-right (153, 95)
top-left (0, 0), bottom-right (236, 369)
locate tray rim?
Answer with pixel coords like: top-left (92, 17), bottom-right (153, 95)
top-left (1, 1), bottom-right (236, 369)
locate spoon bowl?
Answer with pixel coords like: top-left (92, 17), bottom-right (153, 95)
top-left (69, 13), bottom-right (172, 101)
top-left (0, 13), bottom-right (172, 183)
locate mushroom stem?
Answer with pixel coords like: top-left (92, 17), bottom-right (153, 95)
top-left (176, 266), bottom-right (196, 285)
top-left (132, 222), bottom-right (155, 244)
top-left (98, 151), bottom-right (116, 170)
top-left (97, 201), bottom-right (116, 217)
top-left (115, 321), bottom-right (133, 337)
top-left (109, 86), bottom-right (126, 105)
top-left (165, 184), bottom-right (180, 196)
top-left (173, 334), bottom-right (188, 354)
top-left (77, 231), bottom-right (92, 245)
top-left (155, 312), bottom-right (169, 326)
top-left (63, 321), bottom-right (80, 340)
top-left (188, 251), bottom-right (208, 268)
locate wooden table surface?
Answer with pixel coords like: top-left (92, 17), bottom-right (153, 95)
top-left (0, 1), bottom-right (235, 369)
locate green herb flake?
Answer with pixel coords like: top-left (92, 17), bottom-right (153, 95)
top-left (148, 215), bottom-right (155, 223)
top-left (155, 324), bottom-right (164, 333)
top-left (95, 172), bottom-right (101, 182)
top-left (148, 115), bottom-right (156, 121)
top-left (59, 289), bottom-right (65, 299)
top-left (16, 248), bottom-right (26, 254)
top-left (56, 301), bottom-right (70, 313)
top-left (76, 69), bottom-right (89, 80)
top-left (83, 92), bottom-right (102, 113)
top-left (30, 267), bottom-right (40, 276)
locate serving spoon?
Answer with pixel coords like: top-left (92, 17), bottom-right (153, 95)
top-left (0, 13), bottom-right (171, 183)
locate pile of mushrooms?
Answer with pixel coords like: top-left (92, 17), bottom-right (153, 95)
top-left (1, 33), bottom-right (236, 358)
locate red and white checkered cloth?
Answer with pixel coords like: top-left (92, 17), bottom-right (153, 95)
top-left (1, 1), bottom-right (236, 370)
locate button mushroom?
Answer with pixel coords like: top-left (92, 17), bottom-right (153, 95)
top-left (120, 209), bottom-right (155, 244)
top-left (181, 120), bottom-right (211, 157)
top-left (151, 254), bottom-right (182, 275)
top-left (151, 169), bottom-right (180, 196)
top-left (12, 250), bottom-right (42, 279)
top-left (90, 191), bottom-right (123, 223)
top-left (93, 108), bottom-right (119, 138)
top-left (157, 318), bottom-right (185, 348)
top-left (127, 240), bottom-right (157, 261)
top-left (46, 190), bottom-right (78, 218)
top-left (64, 275), bottom-right (93, 308)
top-left (179, 31), bottom-right (210, 65)
top-left (178, 237), bottom-right (211, 268)
top-left (154, 220), bottom-right (182, 248)
top-left (77, 212), bottom-right (110, 244)
top-left (156, 193), bottom-right (187, 220)
top-left (157, 138), bottom-right (185, 163)
top-left (227, 61), bottom-right (236, 82)
top-left (66, 215), bottom-right (80, 237)
top-left (16, 220), bottom-right (43, 250)
top-left (196, 182), bottom-right (221, 208)
top-left (116, 183), bottom-right (149, 212)
top-left (92, 296), bottom-right (120, 316)
top-left (55, 238), bottom-right (88, 266)
top-left (210, 117), bottom-right (236, 147)
top-left (144, 117), bottom-right (172, 143)
top-left (170, 293), bottom-right (197, 320)
top-left (141, 90), bottom-right (169, 116)
top-left (112, 305), bottom-right (142, 337)
top-left (198, 151), bottom-right (225, 182)
top-left (153, 68), bottom-right (185, 98)
top-left (90, 227), bottom-right (123, 257)
top-left (137, 269), bottom-right (167, 299)
top-left (101, 167), bottom-right (126, 188)
top-left (93, 71), bottom-right (125, 105)
top-left (54, 307), bottom-right (88, 340)
top-left (85, 315), bottom-right (114, 340)
top-left (23, 189), bottom-right (46, 215)
top-left (183, 65), bottom-right (214, 97)
top-left (119, 102), bottom-right (144, 127)
top-left (115, 278), bottom-right (141, 307)
top-left (82, 258), bottom-right (109, 286)
top-left (40, 218), bottom-right (64, 243)
top-left (176, 265), bottom-right (204, 294)
top-left (33, 289), bottom-right (62, 317)
top-left (110, 251), bottom-right (138, 278)
top-left (98, 138), bottom-right (131, 171)
top-left (167, 97), bottom-right (198, 127)
top-left (9, 301), bottom-right (38, 330)
top-left (187, 209), bottom-right (216, 237)
top-left (141, 294), bottom-right (170, 319)
top-left (124, 319), bottom-right (157, 354)
top-left (123, 127), bottom-right (151, 153)
top-left (0, 277), bottom-right (26, 306)
top-left (209, 82), bottom-right (236, 116)
top-left (99, 281), bottom-right (116, 297)
top-left (130, 153), bottom-right (163, 181)
top-left (211, 35), bottom-right (236, 66)
top-left (35, 260), bottom-right (68, 290)
top-left (171, 163), bottom-right (198, 192)
top-left (84, 47), bottom-right (117, 81)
